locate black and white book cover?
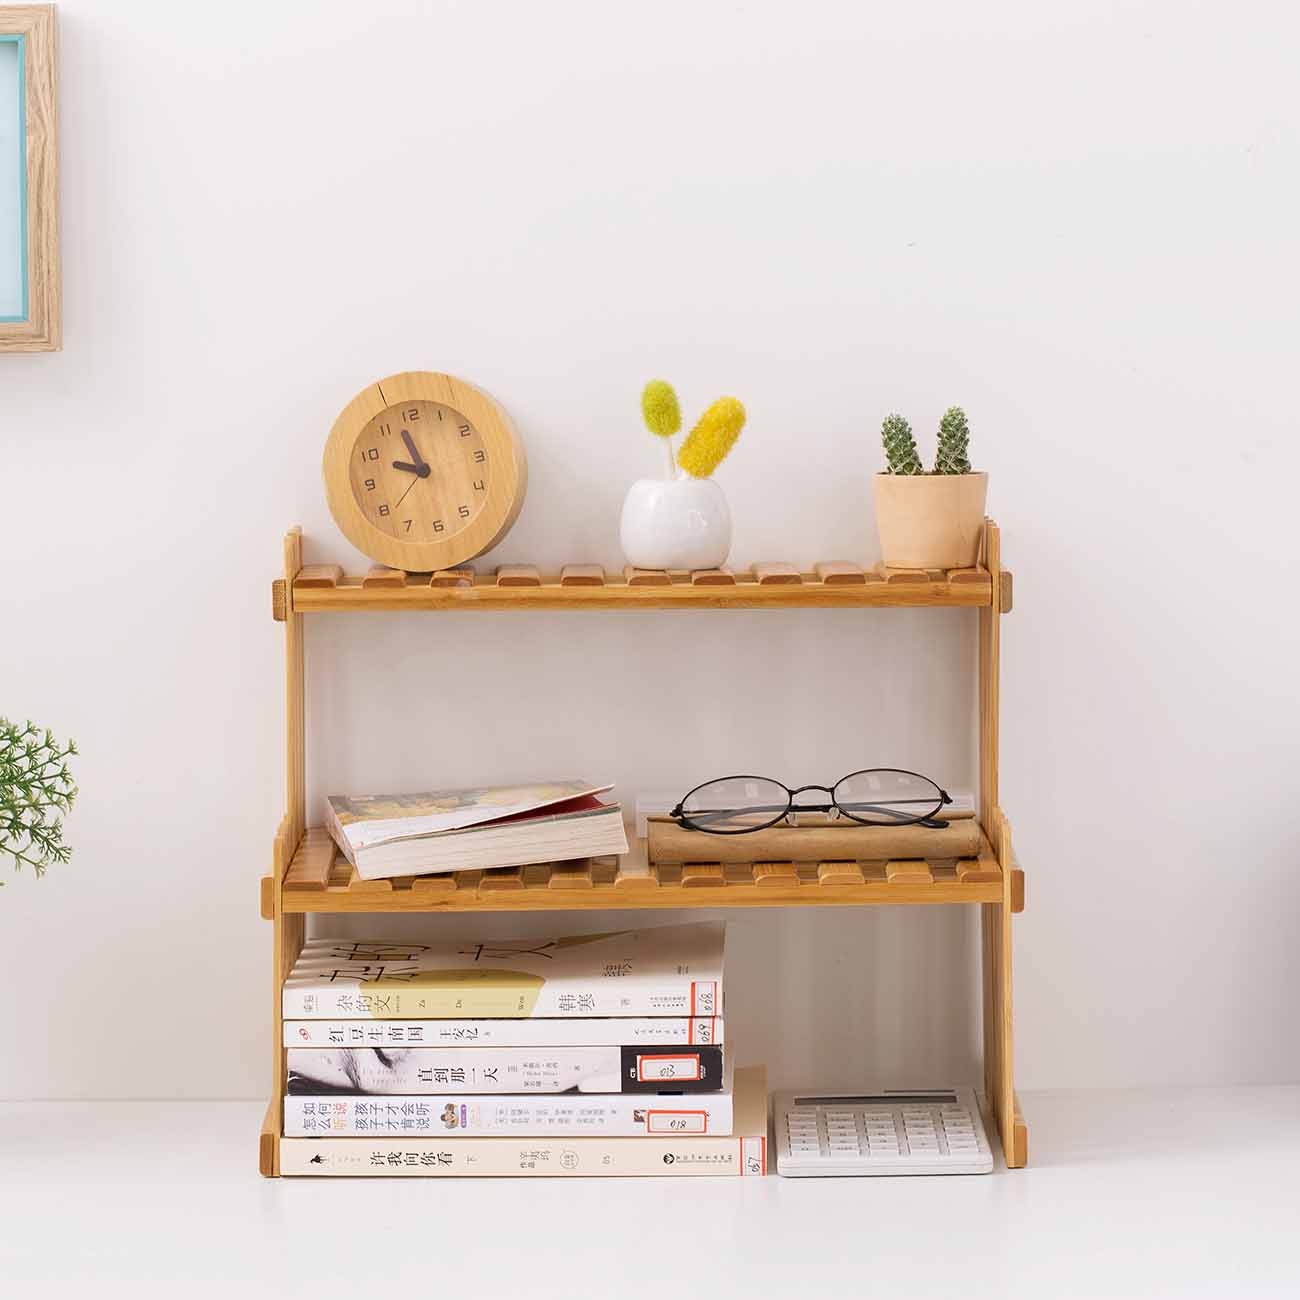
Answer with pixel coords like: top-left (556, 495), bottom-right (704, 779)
top-left (287, 1045), bottom-right (725, 1095)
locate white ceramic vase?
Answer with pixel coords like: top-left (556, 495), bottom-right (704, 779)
top-left (619, 476), bottom-right (733, 571)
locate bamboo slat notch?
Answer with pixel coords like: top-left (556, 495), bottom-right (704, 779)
top-left (362, 566), bottom-right (407, 588)
top-left (411, 874), bottom-right (458, 897)
top-left (496, 565), bottom-right (542, 587)
top-left (753, 861), bottom-right (799, 887)
top-left (624, 566), bottom-right (672, 586)
top-left (681, 863), bottom-right (725, 888)
top-left (295, 564), bottom-right (344, 589)
top-left (549, 862), bottom-right (595, 889)
top-left (754, 562), bottom-right (801, 585)
top-left (817, 862), bottom-right (866, 886)
top-left (815, 562), bottom-right (872, 585)
top-left (885, 859), bottom-right (934, 885)
top-left (560, 565), bottom-right (606, 587)
top-left (877, 565), bottom-right (930, 584)
top-left (431, 568), bottom-right (475, 588)
top-left (480, 866), bottom-right (526, 891)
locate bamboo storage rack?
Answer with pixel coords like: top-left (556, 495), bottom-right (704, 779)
top-left (259, 520), bottom-right (1026, 1175)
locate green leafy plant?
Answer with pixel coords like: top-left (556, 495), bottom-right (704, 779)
top-left (881, 413), bottom-right (923, 475)
top-left (934, 406), bottom-right (971, 475)
top-left (1, 719), bottom-right (78, 882)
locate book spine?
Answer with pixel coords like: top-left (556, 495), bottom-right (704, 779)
top-left (283, 1017), bottom-right (725, 1048)
top-left (281, 977), bottom-right (720, 1020)
top-left (280, 1134), bottom-right (767, 1177)
top-left (286, 1045), bottom-right (725, 1095)
top-left (284, 1088), bottom-right (734, 1138)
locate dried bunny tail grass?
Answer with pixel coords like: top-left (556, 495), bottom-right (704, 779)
top-left (677, 397), bottom-right (746, 478)
top-left (640, 380), bottom-right (681, 437)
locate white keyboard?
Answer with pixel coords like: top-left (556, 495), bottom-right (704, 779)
top-left (774, 1088), bottom-right (993, 1176)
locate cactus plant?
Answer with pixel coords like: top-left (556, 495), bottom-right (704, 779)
top-left (881, 413), bottom-right (923, 475)
top-left (934, 406), bottom-right (971, 475)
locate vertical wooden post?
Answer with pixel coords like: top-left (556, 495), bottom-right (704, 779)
top-left (262, 529), bottom-right (308, 1177)
top-left (284, 527), bottom-right (306, 849)
top-left (978, 519), bottom-right (1000, 835)
top-left (978, 519), bottom-right (1025, 1167)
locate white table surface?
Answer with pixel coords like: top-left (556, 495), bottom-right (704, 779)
top-left (2, 1087), bottom-right (1298, 1299)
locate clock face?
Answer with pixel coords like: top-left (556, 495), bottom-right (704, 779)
top-left (348, 399), bottom-right (490, 542)
top-left (324, 371), bottom-right (527, 572)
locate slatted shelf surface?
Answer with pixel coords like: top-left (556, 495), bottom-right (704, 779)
top-left (277, 560), bottom-right (999, 614)
top-left (275, 827), bottom-right (1005, 912)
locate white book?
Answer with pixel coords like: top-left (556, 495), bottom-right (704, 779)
top-left (285, 1062), bottom-right (735, 1137)
top-left (284, 1016), bottom-right (724, 1048)
top-left (283, 924), bottom-right (723, 1019)
top-left (326, 781), bottom-right (628, 880)
top-left (280, 1067), bottom-right (767, 1177)
top-left (287, 1044), bottom-right (726, 1094)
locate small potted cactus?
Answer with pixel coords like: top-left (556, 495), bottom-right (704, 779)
top-left (874, 407), bottom-right (987, 568)
top-left (620, 380), bottom-right (746, 570)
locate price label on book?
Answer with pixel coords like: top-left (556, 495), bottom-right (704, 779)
top-left (690, 981), bottom-right (718, 1016)
top-left (636, 1053), bottom-right (702, 1082)
top-left (646, 1110), bottom-right (709, 1134)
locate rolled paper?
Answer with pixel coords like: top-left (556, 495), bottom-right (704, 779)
top-left (646, 814), bottom-right (982, 865)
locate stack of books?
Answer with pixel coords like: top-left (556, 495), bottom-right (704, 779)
top-left (279, 922), bottom-right (766, 1177)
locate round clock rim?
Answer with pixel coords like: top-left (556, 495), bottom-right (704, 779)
top-left (322, 371), bottom-right (527, 572)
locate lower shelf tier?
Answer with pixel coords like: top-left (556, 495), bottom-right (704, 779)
top-left (266, 827), bottom-right (1010, 914)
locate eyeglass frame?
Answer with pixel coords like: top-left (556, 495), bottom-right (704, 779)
top-left (669, 769), bottom-right (953, 835)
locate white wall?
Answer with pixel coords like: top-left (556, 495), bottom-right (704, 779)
top-left (2, 0), bottom-right (1298, 1100)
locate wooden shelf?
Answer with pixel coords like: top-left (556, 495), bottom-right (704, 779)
top-left (259, 521), bottom-right (1028, 1174)
top-left (276, 560), bottom-right (1000, 616)
top-left (270, 827), bottom-right (1008, 913)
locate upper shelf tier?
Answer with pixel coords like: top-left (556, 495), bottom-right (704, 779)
top-left (276, 559), bottom-right (1008, 616)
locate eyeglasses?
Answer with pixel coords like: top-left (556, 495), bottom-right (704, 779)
top-left (670, 769), bottom-right (951, 835)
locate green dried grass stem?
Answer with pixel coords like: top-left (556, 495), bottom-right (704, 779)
top-left (1, 719), bottom-right (78, 882)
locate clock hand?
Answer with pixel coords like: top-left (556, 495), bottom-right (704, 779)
top-left (394, 476), bottom-right (421, 510)
top-left (400, 429), bottom-right (429, 469)
top-left (392, 460), bottom-right (430, 477)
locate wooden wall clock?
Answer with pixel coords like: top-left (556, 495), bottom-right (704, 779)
top-left (323, 371), bottom-right (527, 572)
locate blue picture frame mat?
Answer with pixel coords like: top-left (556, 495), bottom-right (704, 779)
top-left (0, 33), bottom-right (28, 323)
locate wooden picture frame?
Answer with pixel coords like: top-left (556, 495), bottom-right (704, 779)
top-left (0, 4), bottom-right (58, 351)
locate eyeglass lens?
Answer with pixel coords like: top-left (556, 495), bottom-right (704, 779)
top-left (678, 776), bottom-right (791, 833)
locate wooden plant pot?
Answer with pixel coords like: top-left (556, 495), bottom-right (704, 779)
top-left (874, 472), bottom-right (988, 569)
